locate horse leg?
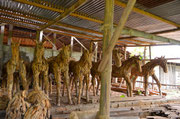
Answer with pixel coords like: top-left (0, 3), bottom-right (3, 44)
top-left (62, 80), bottom-right (66, 96)
top-left (132, 76), bottom-right (138, 90)
top-left (96, 77), bottom-right (100, 96)
top-left (20, 62), bottom-right (28, 91)
top-left (144, 75), bottom-right (149, 96)
top-left (85, 74), bottom-right (90, 102)
top-left (152, 74), bottom-right (162, 96)
top-left (92, 75), bottom-right (96, 96)
top-left (44, 69), bottom-right (49, 96)
top-left (125, 76), bottom-right (133, 97)
top-left (82, 79), bottom-right (85, 96)
top-left (49, 75), bottom-right (52, 94)
top-left (54, 67), bottom-right (61, 106)
top-left (64, 69), bottom-right (72, 105)
top-left (7, 64), bottom-right (15, 100)
top-left (74, 78), bottom-right (78, 97)
top-left (78, 75), bottom-right (83, 104)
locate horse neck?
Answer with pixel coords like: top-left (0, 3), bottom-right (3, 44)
top-left (121, 59), bottom-right (136, 71)
top-left (34, 49), bottom-right (43, 63)
top-left (144, 60), bottom-right (160, 70)
top-left (79, 54), bottom-right (90, 66)
top-left (11, 49), bottom-right (20, 64)
top-left (114, 55), bottom-right (121, 67)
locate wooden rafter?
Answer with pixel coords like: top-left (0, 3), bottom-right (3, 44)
top-left (39, 0), bottom-right (87, 30)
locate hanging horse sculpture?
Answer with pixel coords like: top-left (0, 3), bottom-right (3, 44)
top-left (47, 45), bottom-right (72, 106)
top-left (32, 40), bottom-right (49, 95)
top-left (4, 40), bottom-right (28, 100)
top-left (131, 57), bottom-right (168, 96)
top-left (112, 56), bottom-right (142, 97)
top-left (69, 49), bottom-right (93, 104)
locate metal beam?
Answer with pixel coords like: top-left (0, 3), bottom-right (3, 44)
top-left (115, 0), bottom-right (180, 28)
top-left (39, 0), bottom-right (87, 30)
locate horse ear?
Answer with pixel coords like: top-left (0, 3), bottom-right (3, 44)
top-left (17, 39), bottom-right (22, 46)
top-left (42, 39), bottom-right (47, 45)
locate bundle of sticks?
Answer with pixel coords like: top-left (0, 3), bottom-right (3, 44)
top-left (5, 91), bottom-right (30, 119)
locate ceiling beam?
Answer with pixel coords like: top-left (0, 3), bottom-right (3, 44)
top-left (12, 0), bottom-right (180, 45)
top-left (115, 0), bottom-right (180, 28)
top-left (0, 9), bottom-right (102, 36)
top-left (13, 0), bottom-right (180, 28)
top-left (0, 17), bottom-right (99, 41)
top-left (12, 0), bottom-right (102, 24)
top-left (39, 0), bottom-right (87, 30)
top-left (122, 27), bottom-right (180, 45)
top-left (124, 38), bottom-right (154, 44)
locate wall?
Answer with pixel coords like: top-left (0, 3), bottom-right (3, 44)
top-left (2, 45), bottom-right (82, 63)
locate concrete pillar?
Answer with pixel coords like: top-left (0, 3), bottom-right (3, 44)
top-left (98, 0), bottom-right (114, 119)
top-left (0, 25), bottom-right (5, 77)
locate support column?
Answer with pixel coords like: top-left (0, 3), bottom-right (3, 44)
top-left (94, 42), bottom-right (98, 62)
top-left (6, 25), bottom-right (13, 61)
top-left (124, 46), bottom-right (126, 60)
top-left (0, 25), bottom-right (5, 77)
top-left (52, 33), bottom-right (56, 56)
top-left (98, 0), bottom-right (114, 119)
top-left (70, 36), bottom-right (74, 57)
top-left (143, 46), bottom-right (147, 65)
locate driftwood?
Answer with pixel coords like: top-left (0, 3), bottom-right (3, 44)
top-left (47, 45), bottom-right (72, 106)
top-left (5, 90), bottom-right (30, 119)
top-left (3, 40), bottom-right (28, 100)
top-left (24, 90), bottom-right (51, 119)
top-left (0, 95), bottom-right (9, 110)
top-left (32, 40), bottom-right (49, 95)
top-left (69, 49), bottom-right (93, 104)
top-left (112, 56), bottom-right (142, 97)
top-left (131, 57), bottom-right (168, 96)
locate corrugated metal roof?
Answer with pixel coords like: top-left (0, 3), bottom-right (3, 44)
top-left (0, 0), bottom-right (179, 48)
top-left (147, 0), bottom-right (180, 24)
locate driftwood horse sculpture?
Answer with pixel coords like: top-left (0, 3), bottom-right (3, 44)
top-left (48, 45), bottom-right (72, 106)
top-left (131, 57), bottom-right (168, 96)
top-left (112, 56), bottom-right (142, 97)
top-left (32, 40), bottom-right (49, 95)
top-left (4, 40), bottom-right (28, 100)
top-left (69, 49), bottom-right (93, 104)
top-left (91, 49), bottom-right (123, 96)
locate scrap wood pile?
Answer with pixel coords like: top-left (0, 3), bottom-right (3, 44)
top-left (5, 91), bottom-right (30, 119)
top-left (0, 95), bottom-right (9, 110)
top-left (24, 90), bottom-right (51, 119)
top-left (5, 90), bottom-right (51, 119)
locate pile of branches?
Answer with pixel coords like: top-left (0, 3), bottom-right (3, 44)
top-left (0, 95), bottom-right (9, 110)
top-left (24, 90), bottom-right (51, 119)
top-left (5, 91), bottom-right (30, 119)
